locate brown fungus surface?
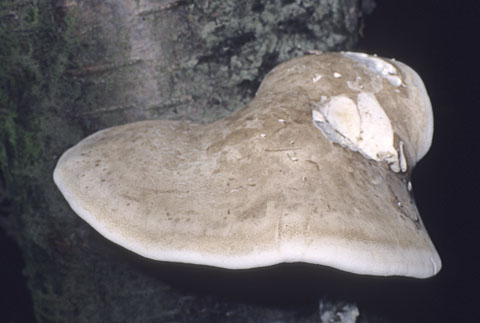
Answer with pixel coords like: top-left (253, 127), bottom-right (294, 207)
top-left (54, 52), bottom-right (441, 278)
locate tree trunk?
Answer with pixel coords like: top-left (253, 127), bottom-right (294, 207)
top-left (1, 0), bottom-right (377, 322)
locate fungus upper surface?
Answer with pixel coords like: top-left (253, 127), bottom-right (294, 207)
top-left (54, 52), bottom-right (441, 278)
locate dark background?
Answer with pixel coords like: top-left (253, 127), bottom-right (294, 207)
top-left (2, 0), bottom-right (479, 322)
top-left (357, 0), bottom-right (480, 322)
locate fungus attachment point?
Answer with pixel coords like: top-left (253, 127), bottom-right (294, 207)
top-left (54, 52), bottom-right (440, 278)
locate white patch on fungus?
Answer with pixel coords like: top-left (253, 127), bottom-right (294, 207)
top-left (347, 76), bottom-right (364, 91)
top-left (312, 95), bottom-right (360, 148)
top-left (287, 153), bottom-right (298, 162)
top-left (312, 92), bottom-right (403, 172)
top-left (312, 109), bottom-right (325, 123)
top-left (356, 92), bottom-right (399, 169)
top-left (333, 72), bottom-right (342, 78)
top-left (312, 74), bottom-right (322, 83)
top-left (342, 52), bottom-right (403, 87)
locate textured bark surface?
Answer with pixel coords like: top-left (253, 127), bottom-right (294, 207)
top-left (1, 0), bottom-right (379, 322)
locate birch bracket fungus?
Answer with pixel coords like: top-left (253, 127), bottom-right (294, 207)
top-left (54, 52), bottom-right (441, 279)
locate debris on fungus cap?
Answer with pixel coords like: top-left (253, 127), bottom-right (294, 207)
top-left (53, 52), bottom-right (441, 279)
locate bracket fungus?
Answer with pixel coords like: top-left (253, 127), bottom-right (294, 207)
top-left (54, 52), bottom-right (441, 278)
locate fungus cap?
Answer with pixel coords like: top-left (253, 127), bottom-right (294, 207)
top-left (54, 52), bottom-right (441, 278)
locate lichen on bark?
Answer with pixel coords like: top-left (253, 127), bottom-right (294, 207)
top-left (0, 0), bottom-right (81, 215)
